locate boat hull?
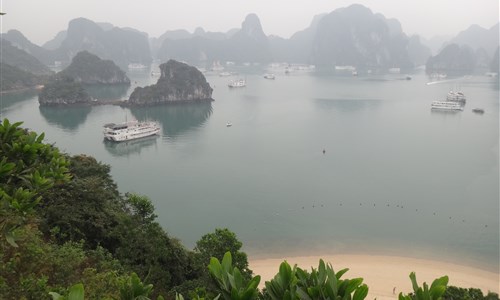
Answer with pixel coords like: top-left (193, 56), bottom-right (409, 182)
top-left (103, 121), bottom-right (161, 142)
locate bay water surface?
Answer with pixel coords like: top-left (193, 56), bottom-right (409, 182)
top-left (2, 68), bottom-right (498, 272)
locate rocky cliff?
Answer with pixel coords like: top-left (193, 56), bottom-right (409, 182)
top-left (38, 76), bottom-right (92, 106)
top-left (426, 43), bottom-right (476, 75)
top-left (157, 14), bottom-right (271, 64)
top-left (0, 39), bottom-right (53, 75)
top-left (58, 51), bottom-right (130, 85)
top-left (0, 63), bottom-right (40, 92)
top-left (58, 18), bottom-right (152, 69)
top-left (128, 60), bottom-right (213, 105)
top-left (312, 4), bottom-right (419, 70)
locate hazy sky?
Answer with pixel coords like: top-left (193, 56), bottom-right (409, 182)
top-left (1, 0), bottom-right (498, 45)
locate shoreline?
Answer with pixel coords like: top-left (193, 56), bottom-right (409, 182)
top-left (249, 253), bottom-right (499, 299)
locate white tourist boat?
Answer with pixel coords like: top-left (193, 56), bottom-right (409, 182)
top-left (228, 79), bottom-right (246, 88)
top-left (103, 120), bottom-right (160, 142)
top-left (127, 63), bottom-right (147, 69)
top-left (263, 73), bottom-right (275, 79)
top-left (446, 90), bottom-right (466, 103)
top-left (431, 101), bottom-right (464, 111)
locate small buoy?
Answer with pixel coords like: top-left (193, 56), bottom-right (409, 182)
top-left (323, 149), bottom-right (326, 154)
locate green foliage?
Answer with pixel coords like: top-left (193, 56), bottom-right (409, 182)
top-left (0, 118), bottom-right (70, 246)
top-left (0, 62), bottom-right (39, 91)
top-left (125, 192), bottom-right (157, 224)
top-left (299, 260), bottom-right (368, 300)
top-left (59, 51), bottom-right (130, 85)
top-left (443, 286), bottom-right (499, 300)
top-left (0, 225), bottom-right (120, 299)
top-left (49, 283), bottom-right (85, 300)
top-left (264, 261), bottom-right (299, 300)
top-left (38, 76), bottom-right (92, 105)
top-left (399, 272), bottom-right (448, 300)
top-left (196, 228), bottom-right (252, 281)
top-left (38, 154), bottom-right (122, 249)
top-left (128, 60), bottom-right (212, 105)
top-left (119, 272), bottom-right (153, 300)
top-left (208, 252), bottom-right (260, 300)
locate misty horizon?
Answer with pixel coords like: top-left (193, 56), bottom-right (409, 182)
top-left (1, 0), bottom-right (498, 46)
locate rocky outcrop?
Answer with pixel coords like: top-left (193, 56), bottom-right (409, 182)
top-left (128, 60), bottom-right (213, 105)
top-left (157, 14), bottom-right (271, 64)
top-left (0, 63), bottom-right (39, 92)
top-left (312, 4), bottom-right (418, 70)
top-left (38, 76), bottom-right (92, 106)
top-left (58, 51), bottom-right (130, 85)
top-left (0, 39), bottom-right (53, 76)
top-left (426, 43), bottom-right (476, 75)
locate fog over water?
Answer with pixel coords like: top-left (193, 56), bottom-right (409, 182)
top-left (1, 0), bottom-right (499, 45)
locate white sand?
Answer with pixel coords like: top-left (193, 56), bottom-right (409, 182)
top-left (249, 254), bottom-right (499, 299)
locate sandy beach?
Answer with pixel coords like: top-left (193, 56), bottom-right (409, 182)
top-left (249, 254), bottom-right (499, 299)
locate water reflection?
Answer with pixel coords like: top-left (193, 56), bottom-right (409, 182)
top-left (0, 89), bottom-right (38, 112)
top-left (85, 84), bottom-right (129, 102)
top-left (314, 98), bottom-right (382, 112)
top-left (103, 135), bottom-right (158, 157)
top-left (130, 102), bottom-right (213, 138)
top-left (39, 105), bottom-right (92, 131)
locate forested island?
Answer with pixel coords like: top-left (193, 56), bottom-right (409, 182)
top-left (128, 60), bottom-right (213, 105)
top-left (38, 51), bottom-right (130, 106)
top-left (1, 119), bottom-right (498, 299)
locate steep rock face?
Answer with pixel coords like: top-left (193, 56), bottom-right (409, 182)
top-left (426, 43), bottom-right (476, 75)
top-left (311, 4), bottom-right (418, 70)
top-left (226, 13), bottom-right (272, 63)
top-left (58, 18), bottom-right (152, 68)
top-left (157, 14), bottom-right (271, 64)
top-left (0, 63), bottom-right (39, 92)
top-left (128, 60), bottom-right (213, 105)
top-left (269, 13), bottom-right (326, 64)
top-left (42, 30), bottom-right (67, 50)
top-left (450, 23), bottom-right (499, 58)
top-left (58, 51), bottom-right (130, 85)
top-left (0, 39), bottom-right (53, 75)
top-left (491, 47), bottom-right (499, 73)
top-left (407, 35), bottom-right (432, 67)
top-left (38, 77), bottom-right (92, 106)
top-left (1, 30), bottom-right (56, 66)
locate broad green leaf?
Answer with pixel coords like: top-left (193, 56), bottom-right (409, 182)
top-left (353, 284), bottom-right (368, 300)
top-left (49, 292), bottom-right (64, 300)
top-left (67, 283), bottom-right (84, 300)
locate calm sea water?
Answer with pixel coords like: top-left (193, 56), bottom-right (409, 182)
top-left (1, 68), bottom-right (499, 272)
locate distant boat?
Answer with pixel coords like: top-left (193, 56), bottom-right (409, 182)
top-left (211, 61), bottom-right (224, 72)
top-left (103, 120), bottom-right (160, 142)
top-left (446, 90), bottom-right (466, 103)
top-left (226, 122), bottom-right (232, 127)
top-left (228, 79), bottom-right (246, 88)
top-left (263, 73), bottom-right (275, 80)
top-left (405, 75), bottom-right (412, 80)
top-left (219, 71), bottom-right (231, 77)
top-left (472, 108), bottom-right (485, 114)
top-left (388, 67), bottom-right (401, 74)
top-left (352, 70), bottom-right (358, 76)
top-left (431, 101), bottom-right (464, 111)
top-left (128, 63), bottom-right (147, 69)
top-left (335, 65), bottom-right (355, 71)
